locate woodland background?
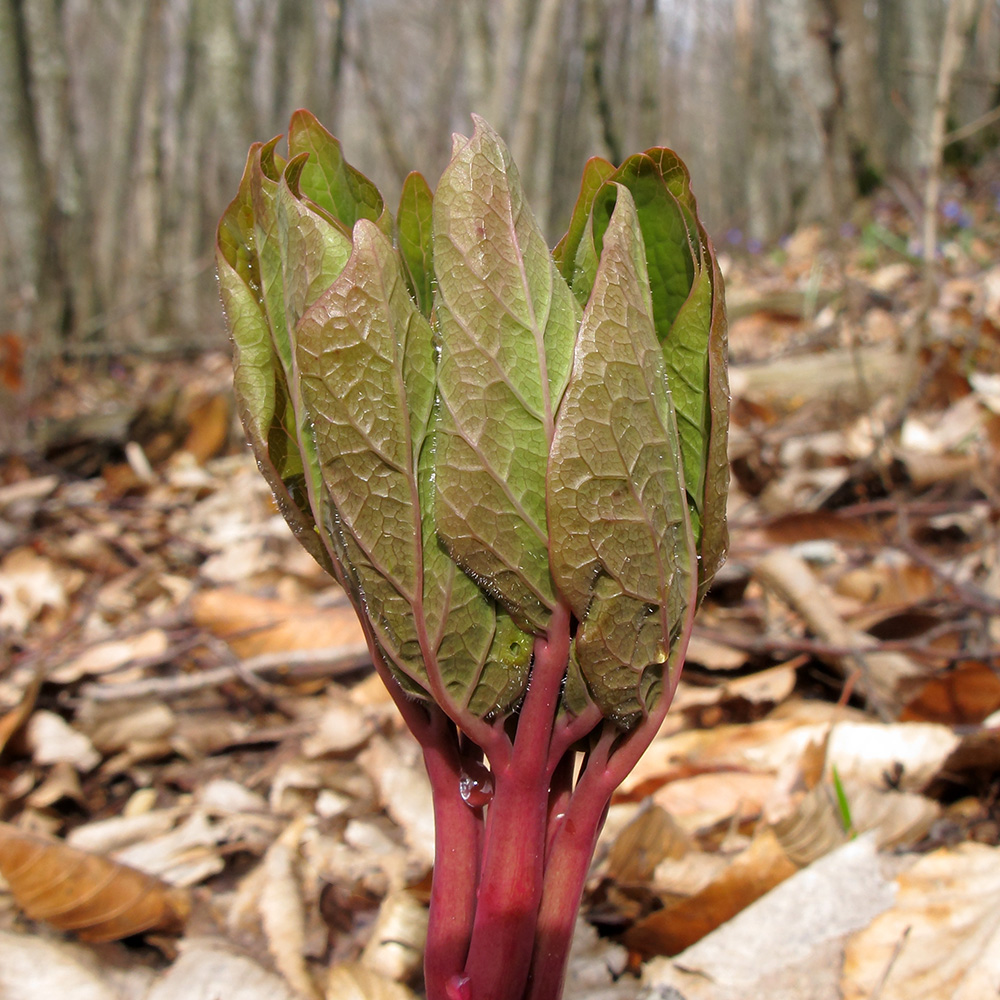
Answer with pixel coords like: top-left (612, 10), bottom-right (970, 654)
top-left (2, 2), bottom-right (1000, 1000)
top-left (2, 1), bottom-right (1000, 389)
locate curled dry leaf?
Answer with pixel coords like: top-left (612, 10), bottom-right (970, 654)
top-left (604, 804), bottom-right (690, 885)
top-left (0, 822), bottom-right (191, 942)
top-left (66, 807), bottom-right (183, 855)
top-left (0, 669), bottom-right (43, 756)
top-left (25, 761), bottom-right (85, 810)
top-left (260, 817), bottom-right (320, 1000)
top-left (49, 628), bottom-right (170, 685)
top-left (360, 889), bottom-right (428, 983)
top-left (110, 811), bottom-right (227, 887)
top-left (325, 961), bottom-right (420, 1000)
top-left (0, 547), bottom-right (82, 632)
top-left (358, 735), bottom-right (435, 869)
top-left (25, 709), bottom-right (101, 771)
top-left (301, 694), bottom-right (376, 757)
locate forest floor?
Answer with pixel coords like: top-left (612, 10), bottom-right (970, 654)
top-left (2, 179), bottom-right (1000, 1000)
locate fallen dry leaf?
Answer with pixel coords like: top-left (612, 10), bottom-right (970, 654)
top-left (301, 693), bottom-right (377, 757)
top-left (754, 549), bottom-right (926, 717)
top-left (191, 586), bottom-right (366, 660)
top-left (0, 822), bottom-right (191, 942)
top-left (0, 669), bottom-right (43, 756)
top-left (604, 804), bottom-right (690, 885)
top-left (0, 546), bottom-right (82, 632)
top-left (624, 826), bottom-right (797, 957)
top-left (358, 735), bottom-right (436, 869)
top-left (0, 929), bottom-right (155, 1000)
top-left (360, 888), bottom-right (427, 983)
top-left (825, 720), bottom-right (960, 792)
top-left (902, 659), bottom-right (1000, 725)
top-left (842, 842), bottom-right (1000, 1000)
top-left (110, 811), bottom-right (227, 886)
top-left (652, 770), bottom-right (777, 834)
top-left (49, 627), bottom-right (170, 684)
top-left (66, 807), bottom-right (184, 855)
top-left (644, 835), bottom-right (895, 999)
top-left (260, 816), bottom-right (319, 1000)
top-left (325, 961), bottom-right (420, 1000)
top-left (146, 938), bottom-right (301, 1000)
top-left (25, 709), bottom-right (101, 771)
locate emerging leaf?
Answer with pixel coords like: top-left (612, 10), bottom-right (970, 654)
top-left (432, 117), bottom-right (581, 632)
top-left (549, 187), bottom-right (694, 725)
top-left (219, 111), bottom-right (729, 1000)
top-left (559, 147), bottom-right (729, 597)
top-left (396, 171), bottom-right (435, 319)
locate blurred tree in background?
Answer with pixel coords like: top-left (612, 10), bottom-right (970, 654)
top-left (0, 0), bottom-right (997, 415)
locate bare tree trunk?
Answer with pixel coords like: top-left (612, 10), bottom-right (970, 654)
top-left (746, 0), bottom-right (853, 239)
top-left (510, 0), bottom-right (565, 231)
top-left (21, 0), bottom-right (93, 341)
top-left (827, 0), bottom-right (885, 186)
top-left (92, 0), bottom-right (152, 329)
top-left (488, 0), bottom-right (529, 132)
top-left (0, 0), bottom-right (45, 320)
top-left (458, 0), bottom-right (492, 116)
top-left (0, 0), bottom-right (46, 453)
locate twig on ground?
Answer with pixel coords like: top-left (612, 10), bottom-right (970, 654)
top-left (79, 644), bottom-right (372, 702)
top-left (752, 550), bottom-right (926, 720)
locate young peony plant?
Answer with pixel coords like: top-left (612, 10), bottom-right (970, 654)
top-left (217, 111), bottom-right (728, 1000)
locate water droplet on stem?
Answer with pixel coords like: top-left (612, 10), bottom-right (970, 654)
top-left (459, 759), bottom-right (494, 808)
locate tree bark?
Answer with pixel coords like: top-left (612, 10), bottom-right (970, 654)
top-left (0, 0), bottom-right (45, 315)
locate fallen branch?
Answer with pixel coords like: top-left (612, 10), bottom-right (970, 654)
top-left (752, 550), bottom-right (927, 719)
top-left (79, 644), bottom-right (372, 702)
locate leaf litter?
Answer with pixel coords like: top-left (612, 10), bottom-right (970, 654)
top-left (1, 192), bottom-right (1000, 998)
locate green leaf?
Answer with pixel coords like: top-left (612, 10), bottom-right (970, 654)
top-left (698, 251), bottom-right (730, 599)
top-left (612, 152), bottom-right (699, 339)
top-left (396, 171), bottom-right (435, 318)
top-left (276, 163), bottom-right (354, 330)
top-left (547, 185), bottom-right (694, 725)
top-left (663, 264), bottom-right (712, 536)
top-left (217, 145), bottom-right (333, 576)
top-left (552, 155), bottom-right (615, 284)
top-left (294, 219), bottom-right (531, 714)
top-left (432, 117), bottom-right (581, 632)
top-left (288, 109), bottom-right (388, 233)
top-left (579, 148), bottom-right (730, 596)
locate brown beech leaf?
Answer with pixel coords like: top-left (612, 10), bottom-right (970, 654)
top-left (0, 669), bottom-right (43, 756)
top-left (902, 660), bottom-right (1000, 725)
top-left (604, 804), bottom-right (691, 885)
top-left (191, 587), bottom-right (365, 659)
top-left (0, 822), bottom-right (191, 942)
top-left (623, 827), bottom-right (797, 958)
top-left (325, 961), bottom-right (420, 1000)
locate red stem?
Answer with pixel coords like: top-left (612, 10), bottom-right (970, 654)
top-left (525, 727), bottom-right (616, 1000)
top-left (421, 716), bottom-right (483, 999)
top-left (460, 602), bottom-right (573, 1000)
